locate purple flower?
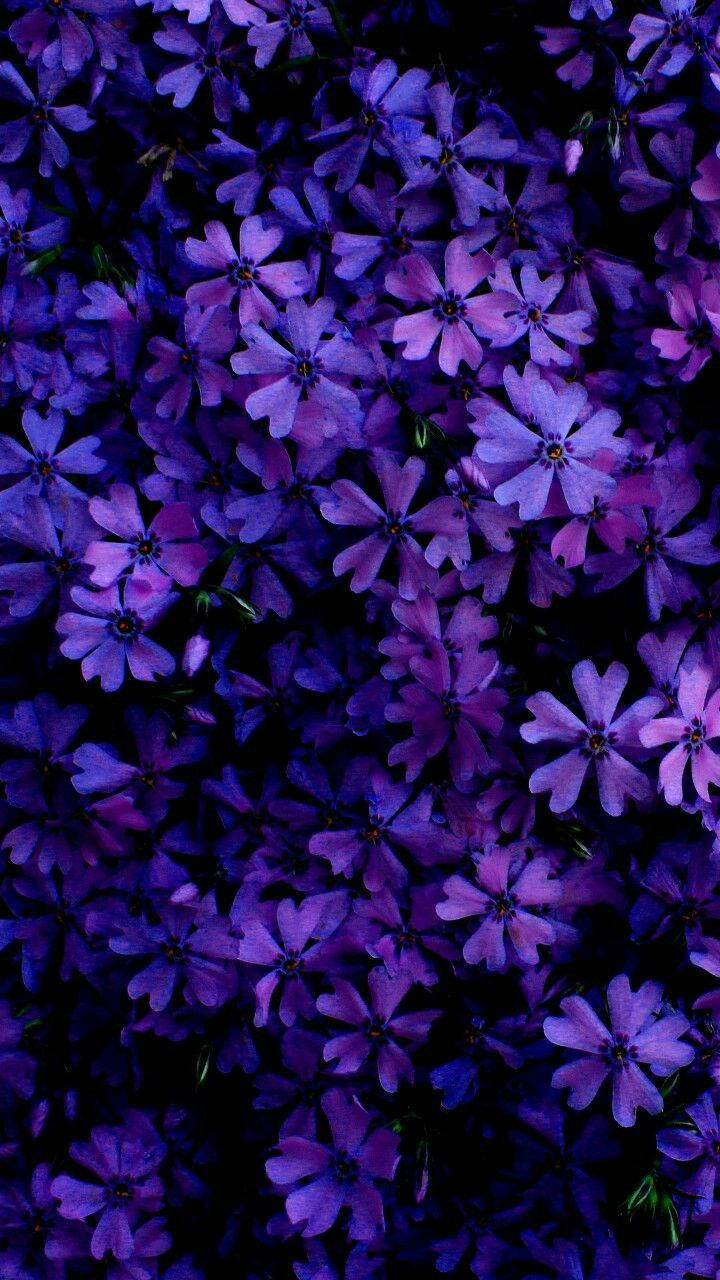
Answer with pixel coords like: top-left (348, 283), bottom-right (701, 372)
top-left (401, 82), bottom-right (516, 226)
top-left (436, 845), bottom-right (561, 969)
top-left (235, 893), bottom-right (348, 1027)
top-left (310, 59), bottom-right (430, 192)
top-left (9, 0), bottom-right (133, 75)
top-left (210, 119), bottom-right (298, 216)
top-left (386, 641), bottom-right (506, 788)
top-left (146, 305), bottom-right (234, 420)
top-left (0, 281), bottom-right (53, 394)
top-left (473, 377), bottom-right (623, 520)
top-left (629, 841), bottom-right (720, 943)
top-left (387, 239), bottom-right (506, 375)
top-left (266, 1089), bottom-right (399, 1240)
top-left (585, 470), bottom-right (720, 620)
top-left (640, 665), bottom-right (720, 805)
top-left (307, 765), bottom-right (446, 893)
top-left (658, 1093), bottom-right (720, 1215)
top-left (245, 0), bottom-right (334, 68)
top-left (154, 12), bottom-right (248, 122)
top-left (0, 494), bottom-right (95, 616)
top-left (320, 455), bottom-right (460, 599)
top-left (50, 1115), bottom-right (166, 1261)
top-left (521, 659), bottom-right (663, 815)
top-left (107, 899), bottom-right (237, 1012)
top-left (0, 62), bottom-right (93, 177)
top-left (70, 706), bottom-right (206, 822)
top-left (231, 296), bottom-right (373, 444)
top-left (357, 885), bottom-right (455, 986)
top-left (0, 180), bottom-right (66, 270)
top-left (185, 216), bottom-right (308, 323)
top-left (317, 969), bottom-right (439, 1092)
top-left (0, 405), bottom-right (102, 514)
top-left (650, 267), bottom-right (720, 381)
top-left (57, 575), bottom-right (175, 691)
top-left (331, 172), bottom-right (439, 283)
top-left (628, 1), bottom-right (710, 78)
top-left (619, 128), bottom-right (699, 257)
top-left (544, 974), bottom-right (693, 1127)
top-left (85, 483), bottom-right (208, 587)
top-left (483, 260), bottom-right (593, 366)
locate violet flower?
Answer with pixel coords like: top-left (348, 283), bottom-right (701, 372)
top-left (387, 239), bottom-right (509, 375)
top-left (482, 260), bottom-right (593, 366)
top-left (472, 378), bottom-right (623, 520)
top-left (544, 974), bottom-right (693, 1127)
top-left (265, 1088), bottom-right (399, 1239)
top-left (436, 845), bottom-right (561, 970)
top-left (310, 59), bottom-right (430, 192)
top-left (57, 575), bottom-right (175, 691)
top-left (320, 455), bottom-right (461, 599)
top-left (317, 969), bottom-right (439, 1092)
top-left (521, 659), bottom-right (663, 815)
top-left (50, 1115), bottom-right (166, 1261)
top-left (184, 215), bottom-right (309, 323)
top-left (84, 483), bottom-right (208, 588)
top-left (146, 305), bottom-right (234, 420)
top-left (658, 1093), bottom-right (720, 1215)
top-left (0, 62), bottom-right (93, 177)
top-left (231, 296), bottom-right (373, 444)
top-left (640, 665), bottom-right (720, 805)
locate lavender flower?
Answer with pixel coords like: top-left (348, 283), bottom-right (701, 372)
top-left (544, 975), bottom-right (693, 1127)
top-left (436, 845), bottom-right (561, 969)
top-left (640, 665), bottom-right (720, 804)
top-left (57, 576), bottom-right (175, 691)
top-left (521, 659), bottom-right (663, 815)
top-left (266, 1089), bottom-right (399, 1238)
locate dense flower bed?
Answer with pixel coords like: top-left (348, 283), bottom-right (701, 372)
top-left (1, 0), bottom-right (720, 1276)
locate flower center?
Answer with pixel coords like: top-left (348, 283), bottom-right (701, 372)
top-left (333, 1151), bottom-right (359, 1184)
top-left (279, 949), bottom-right (303, 974)
top-left (111, 610), bottom-right (141, 639)
top-left (604, 1033), bottom-right (636, 1068)
top-left (684, 717), bottom-right (706, 752)
top-left (366, 1016), bottom-right (388, 1040)
top-left (491, 891), bottom-right (516, 920)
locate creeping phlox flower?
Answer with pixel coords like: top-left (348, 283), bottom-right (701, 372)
top-left (522, 659), bottom-right (663, 815)
top-left (0, 0), bottom-right (718, 1276)
top-left (544, 974), bottom-right (693, 1127)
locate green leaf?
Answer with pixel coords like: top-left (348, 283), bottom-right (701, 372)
top-left (215, 587), bottom-right (260, 621)
top-left (623, 1172), bottom-right (655, 1215)
top-left (412, 413), bottom-right (444, 452)
top-left (661, 1194), bottom-right (680, 1247)
top-left (196, 1043), bottom-right (213, 1086)
top-left (22, 246), bottom-right (64, 276)
top-left (326, 0), bottom-right (352, 45)
top-left (660, 1071), bottom-right (680, 1098)
top-left (91, 243), bottom-right (134, 287)
top-left (571, 111), bottom-right (594, 135)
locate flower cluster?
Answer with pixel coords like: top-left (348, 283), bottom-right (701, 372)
top-left (1, 0), bottom-right (720, 1277)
